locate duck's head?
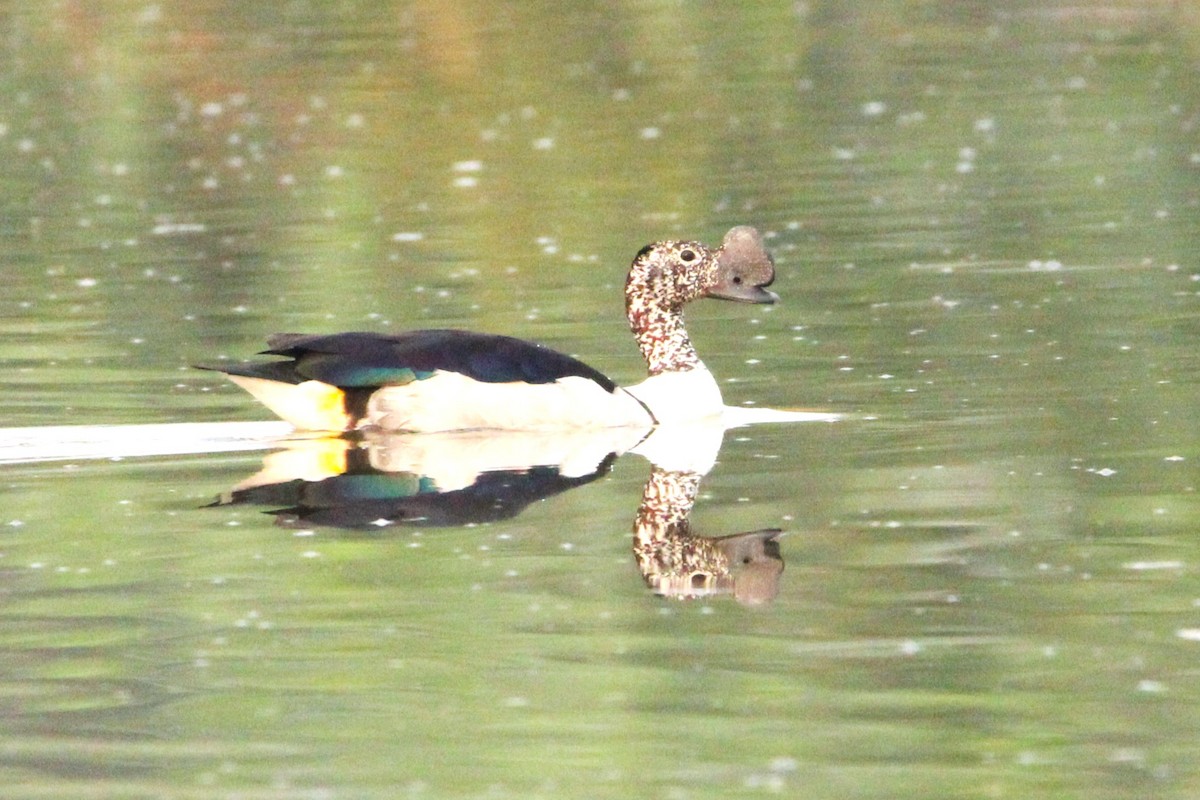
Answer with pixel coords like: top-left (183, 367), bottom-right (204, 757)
top-left (626, 226), bottom-right (778, 311)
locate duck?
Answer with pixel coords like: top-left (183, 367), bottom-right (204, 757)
top-left (199, 225), bottom-right (779, 433)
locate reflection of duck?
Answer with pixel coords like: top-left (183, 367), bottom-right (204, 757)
top-left (211, 422), bottom-right (793, 604)
top-left (198, 226), bottom-right (778, 432)
top-left (211, 427), bottom-right (643, 529)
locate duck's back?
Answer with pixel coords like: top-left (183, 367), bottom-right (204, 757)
top-left (261, 330), bottom-right (617, 389)
top-left (207, 329), bottom-right (652, 432)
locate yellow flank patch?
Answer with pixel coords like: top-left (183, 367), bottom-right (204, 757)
top-left (296, 381), bottom-right (351, 431)
top-left (225, 375), bottom-right (351, 431)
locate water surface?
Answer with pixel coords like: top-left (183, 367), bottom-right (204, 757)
top-left (2, 2), bottom-right (1199, 799)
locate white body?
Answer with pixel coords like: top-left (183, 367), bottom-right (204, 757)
top-left (228, 365), bottom-right (732, 433)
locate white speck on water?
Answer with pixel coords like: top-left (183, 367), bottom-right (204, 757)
top-left (75, 277), bottom-right (97, 288)
top-left (1091, 467), bottom-right (1117, 477)
top-left (200, 102), bottom-right (223, 117)
top-left (768, 756), bottom-right (798, 774)
top-left (640, 127), bottom-right (661, 139)
top-left (325, 165), bottom-right (344, 178)
top-left (974, 117), bottom-right (996, 133)
top-left (1176, 628), bottom-right (1200, 641)
top-left (900, 640), bottom-right (922, 655)
top-left (1164, 455), bottom-right (1185, 462)
top-left (861, 100), bottom-right (887, 117)
top-left (502, 696), bottom-right (530, 708)
top-left (152, 222), bottom-right (207, 235)
top-left (452, 160), bottom-right (483, 172)
top-left (1066, 75), bottom-right (1087, 90)
top-left (560, 542), bottom-right (574, 551)
top-left (293, 529), bottom-right (315, 537)
top-left (346, 113), bottom-right (365, 128)
top-left (301, 550), bottom-right (320, 559)
top-left (392, 231), bottom-right (423, 242)
top-left (1122, 560), bottom-right (1183, 571)
top-left (18, 138), bottom-right (35, 153)
top-left (370, 518), bottom-right (393, 527)
top-left (452, 176), bottom-right (478, 188)
top-left (833, 146), bottom-right (855, 160)
top-left (1136, 679), bottom-right (1166, 693)
top-left (532, 136), bottom-right (555, 150)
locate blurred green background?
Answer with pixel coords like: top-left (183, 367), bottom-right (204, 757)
top-left (1, 2), bottom-right (1199, 798)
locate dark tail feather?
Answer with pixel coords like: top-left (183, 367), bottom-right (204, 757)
top-left (194, 359), bottom-right (305, 385)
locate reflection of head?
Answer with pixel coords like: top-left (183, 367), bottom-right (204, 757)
top-left (632, 468), bottom-right (785, 606)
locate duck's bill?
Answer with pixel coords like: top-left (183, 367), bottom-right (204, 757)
top-left (705, 284), bottom-right (779, 304)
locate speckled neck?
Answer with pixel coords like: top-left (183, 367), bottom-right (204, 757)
top-left (624, 242), bottom-right (712, 376)
top-left (624, 295), bottom-right (701, 375)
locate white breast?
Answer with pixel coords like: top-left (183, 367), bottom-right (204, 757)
top-left (624, 366), bottom-right (725, 424)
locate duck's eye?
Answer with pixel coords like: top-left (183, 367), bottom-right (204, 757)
top-left (732, 276), bottom-right (742, 284)
top-left (679, 249), bottom-right (697, 262)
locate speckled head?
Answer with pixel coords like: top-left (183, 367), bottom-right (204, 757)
top-left (625, 239), bottom-right (719, 311)
top-left (624, 226), bottom-right (780, 375)
top-left (624, 226), bottom-right (777, 311)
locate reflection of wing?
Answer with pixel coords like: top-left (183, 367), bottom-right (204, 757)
top-left (209, 426), bottom-right (647, 530)
top-left (214, 453), bottom-right (617, 529)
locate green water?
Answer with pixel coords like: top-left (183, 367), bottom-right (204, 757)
top-left (2, 2), bottom-right (1199, 798)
